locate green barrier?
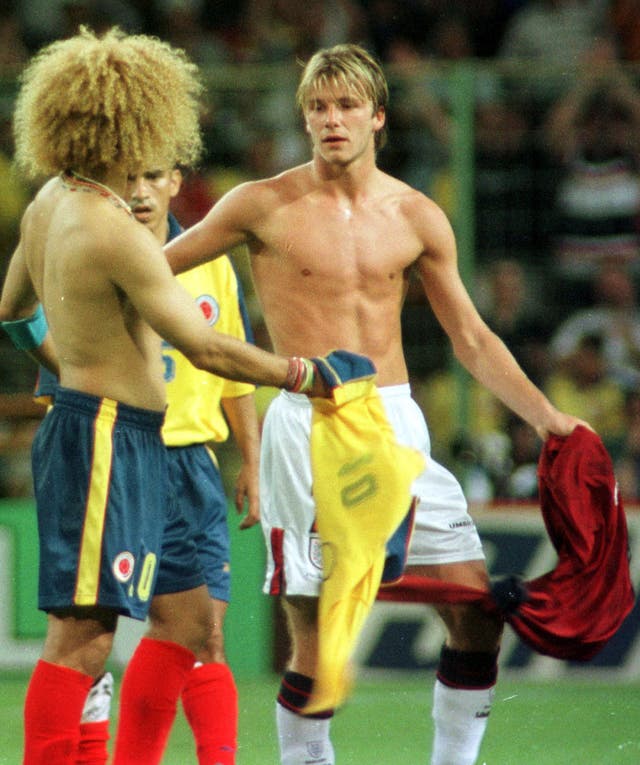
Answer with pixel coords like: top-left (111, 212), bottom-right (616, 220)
top-left (0, 498), bottom-right (46, 638)
top-left (0, 498), bottom-right (272, 678)
top-left (224, 517), bottom-right (272, 678)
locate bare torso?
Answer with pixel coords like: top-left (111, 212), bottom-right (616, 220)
top-left (24, 176), bottom-right (166, 410)
top-left (246, 163), bottom-right (426, 386)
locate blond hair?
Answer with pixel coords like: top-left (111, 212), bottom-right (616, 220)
top-left (13, 26), bottom-right (204, 180)
top-left (296, 44), bottom-right (389, 149)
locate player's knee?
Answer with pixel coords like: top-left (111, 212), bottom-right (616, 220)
top-left (437, 603), bottom-right (503, 652)
top-left (148, 592), bottom-right (213, 654)
top-left (195, 627), bottom-right (226, 664)
top-left (43, 607), bottom-right (116, 675)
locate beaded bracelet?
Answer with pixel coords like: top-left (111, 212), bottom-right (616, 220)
top-left (285, 356), bottom-right (315, 393)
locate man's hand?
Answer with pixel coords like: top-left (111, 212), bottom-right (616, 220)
top-left (285, 356), bottom-right (331, 397)
top-left (308, 363), bottom-right (332, 398)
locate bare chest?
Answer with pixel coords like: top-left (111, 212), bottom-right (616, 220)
top-left (256, 199), bottom-right (418, 283)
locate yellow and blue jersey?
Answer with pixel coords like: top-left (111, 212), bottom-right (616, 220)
top-left (162, 213), bottom-right (256, 447)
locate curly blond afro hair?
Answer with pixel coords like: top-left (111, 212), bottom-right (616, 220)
top-left (13, 26), bottom-right (204, 180)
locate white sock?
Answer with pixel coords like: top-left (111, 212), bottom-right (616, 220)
top-left (276, 703), bottom-right (335, 765)
top-left (431, 679), bottom-right (494, 765)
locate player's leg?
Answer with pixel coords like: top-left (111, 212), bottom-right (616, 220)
top-left (384, 390), bottom-right (501, 764)
top-left (408, 560), bottom-right (503, 765)
top-left (180, 597), bottom-right (238, 765)
top-left (174, 445), bottom-right (238, 763)
top-left (111, 438), bottom-right (213, 765)
top-left (258, 395), bottom-right (331, 763)
top-left (276, 596), bottom-right (334, 765)
top-left (112, 584), bottom-right (212, 765)
top-left (24, 607), bottom-right (116, 765)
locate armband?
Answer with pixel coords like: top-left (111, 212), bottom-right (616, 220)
top-left (284, 356), bottom-right (316, 393)
top-left (1, 303), bottom-right (49, 350)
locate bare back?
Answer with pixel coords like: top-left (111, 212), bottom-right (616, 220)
top-left (22, 177), bottom-right (167, 409)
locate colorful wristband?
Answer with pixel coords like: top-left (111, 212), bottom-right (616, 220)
top-left (1, 303), bottom-right (48, 350)
top-left (285, 356), bottom-right (315, 393)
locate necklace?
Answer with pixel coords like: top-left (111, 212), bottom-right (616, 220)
top-left (60, 170), bottom-right (133, 218)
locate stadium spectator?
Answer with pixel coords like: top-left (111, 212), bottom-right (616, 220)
top-left (543, 332), bottom-right (626, 452)
top-left (542, 51), bottom-right (640, 306)
top-left (550, 262), bottom-right (640, 391)
top-left (477, 258), bottom-right (555, 386)
top-left (498, 0), bottom-right (612, 109)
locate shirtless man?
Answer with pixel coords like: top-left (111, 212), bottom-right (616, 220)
top-left (165, 44), bottom-right (588, 765)
top-left (0, 28), bottom-right (323, 765)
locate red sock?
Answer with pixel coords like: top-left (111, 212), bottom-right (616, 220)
top-left (23, 660), bottom-right (93, 765)
top-left (76, 721), bottom-right (109, 765)
top-left (181, 663), bottom-right (238, 765)
top-left (112, 638), bottom-right (195, 765)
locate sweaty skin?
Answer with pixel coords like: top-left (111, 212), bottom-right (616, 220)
top-left (163, 58), bottom-right (592, 711)
top-left (166, 85), bottom-right (584, 441)
top-left (1, 169), bottom-right (310, 412)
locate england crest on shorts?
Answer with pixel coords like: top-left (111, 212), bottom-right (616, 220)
top-left (308, 535), bottom-right (323, 570)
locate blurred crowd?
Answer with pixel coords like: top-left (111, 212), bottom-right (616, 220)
top-left (2, 0), bottom-right (640, 503)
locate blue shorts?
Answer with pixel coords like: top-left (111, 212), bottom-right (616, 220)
top-left (155, 444), bottom-right (230, 601)
top-left (32, 387), bottom-right (204, 620)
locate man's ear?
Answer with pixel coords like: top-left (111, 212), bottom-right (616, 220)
top-left (373, 106), bottom-right (386, 134)
top-left (170, 168), bottom-right (183, 198)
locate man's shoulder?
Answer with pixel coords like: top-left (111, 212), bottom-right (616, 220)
top-left (248, 163), bottom-right (310, 195)
top-left (388, 176), bottom-right (447, 221)
top-left (224, 164), bottom-right (311, 216)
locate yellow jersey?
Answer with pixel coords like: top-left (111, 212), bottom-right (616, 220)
top-left (162, 253), bottom-right (255, 447)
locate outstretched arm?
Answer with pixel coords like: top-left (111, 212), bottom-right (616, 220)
top-left (415, 199), bottom-right (591, 440)
top-left (165, 181), bottom-right (260, 275)
top-left (113, 219), bottom-right (326, 394)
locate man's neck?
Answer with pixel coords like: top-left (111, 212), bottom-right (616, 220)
top-left (150, 218), bottom-right (170, 245)
top-left (311, 155), bottom-right (379, 200)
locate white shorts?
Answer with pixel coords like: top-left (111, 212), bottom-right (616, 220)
top-left (260, 384), bottom-right (485, 597)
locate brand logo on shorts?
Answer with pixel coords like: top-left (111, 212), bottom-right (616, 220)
top-left (197, 294), bottom-right (220, 326)
top-left (112, 552), bottom-right (135, 583)
top-left (448, 519), bottom-right (474, 530)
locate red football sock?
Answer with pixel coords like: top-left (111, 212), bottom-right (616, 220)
top-left (112, 638), bottom-right (195, 765)
top-left (181, 663), bottom-right (238, 765)
top-left (76, 721), bottom-right (109, 765)
top-left (23, 659), bottom-right (93, 765)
